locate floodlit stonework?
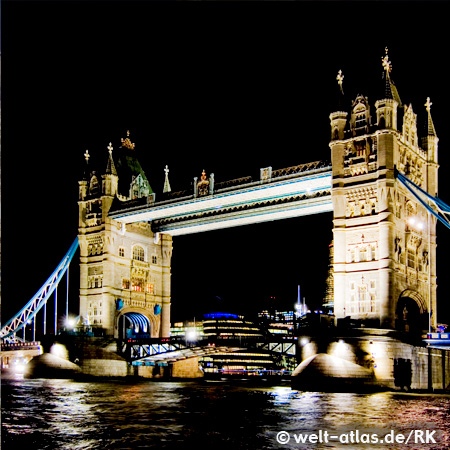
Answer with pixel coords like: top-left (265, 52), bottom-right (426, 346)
top-left (330, 51), bottom-right (438, 332)
top-left (78, 134), bottom-right (172, 338)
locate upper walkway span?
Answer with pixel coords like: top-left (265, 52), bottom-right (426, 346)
top-left (109, 161), bottom-right (332, 236)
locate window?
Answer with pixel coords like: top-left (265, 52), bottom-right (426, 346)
top-left (152, 255), bottom-right (158, 265)
top-left (355, 114), bottom-right (367, 131)
top-left (407, 248), bottom-right (416, 269)
top-left (123, 279), bottom-right (130, 289)
top-left (132, 278), bottom-right (144, 291)
top-left (147, 284), bottom-right (154, 294)
top-left (360, 247), bottom-right (367, 262)
top-left (119, 247), bottom-right (125, 257)
top-left (133, 246), bottom-right (145, 261)
top-left (358, 285), bottom-right (368, 302)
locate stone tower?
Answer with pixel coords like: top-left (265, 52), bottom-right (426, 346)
top-left (330, 50), bottom-right (438, 333)
top-left (78, 132), bottom-right (173, 338)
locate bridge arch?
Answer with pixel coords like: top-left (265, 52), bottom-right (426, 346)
top-left (116, 307), bottom-right (159, 339)
top-left (395, 289), bottom-right (428, 335)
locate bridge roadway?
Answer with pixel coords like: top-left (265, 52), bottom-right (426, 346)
top-left (122, 336), bottom-right (298, 363)
top-left (109, 161), bottom-right (332, 236)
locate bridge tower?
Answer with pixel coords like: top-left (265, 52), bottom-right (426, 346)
top-left (78, 132), bottom-right (172, 338)
top-left (330, 51), bottom-right (438, 333)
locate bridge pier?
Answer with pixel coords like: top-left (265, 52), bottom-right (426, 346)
top-left (294, 330), bottom-right (450, 392)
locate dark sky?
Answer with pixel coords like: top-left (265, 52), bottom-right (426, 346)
top-left (2, 2), bottom-right (450, 326)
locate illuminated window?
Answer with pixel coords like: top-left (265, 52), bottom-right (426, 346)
top-left (119, 247), bottom-right (125, 257)
top-left (133, 246), bottom-right (145, 261)
top-left (132, 278), bottom-right (144, 291)
top-left (123, 279), bottom-right (130, 289)
top-left (147, 284), bottom-right (154, 294)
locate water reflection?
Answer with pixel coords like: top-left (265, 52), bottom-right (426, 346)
top-left (2, 378), bottom-right (449, 449)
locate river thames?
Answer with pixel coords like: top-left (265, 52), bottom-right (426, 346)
top-left (2, 376), bottom-right (450, 450)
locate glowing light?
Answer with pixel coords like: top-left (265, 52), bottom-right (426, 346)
top-left (300, 337), bottom-right (309, 346)
top-left (65, 317), bottom-right (76, 329)
top-left (408, 217), bottom-right (416, 226)
top-left (13, 360), bottom-right (27, 374)
top-left (50, 343), bottom-right (68, 359)
top-left (186, 330), bottom-right (197, 341)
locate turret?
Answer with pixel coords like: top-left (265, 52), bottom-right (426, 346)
top-left (329, 70), bottom-right (348, 182)
top-left (330, 70), bottom-right (348, 141)
top-left (102, 142), bottom-right (118, 197)
top-left (78, 150), bottom-right (90, 201)
top-left (422, 97), bottom-right (439, 196)
top-left (375, 48), bottom-right (400, 130)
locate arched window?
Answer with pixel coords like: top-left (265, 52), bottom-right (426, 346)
top-left (133, 246), bottom-right (145, 261)
top-left (360, 246), bottom-right (367, 262)
top-left (90, 175), bottom-right (100, 196)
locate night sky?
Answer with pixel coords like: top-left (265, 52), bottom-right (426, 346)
top-left (2, 2), bottom-right (450, 327)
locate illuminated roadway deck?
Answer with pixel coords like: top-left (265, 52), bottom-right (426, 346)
top-left (109, 162), bottom-right (333, 236)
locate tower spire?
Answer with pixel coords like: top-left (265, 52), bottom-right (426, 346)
top-left (82, 149), bottom-right (90, 180)
top-left (425, 97), bottom-right (437, 136)
top-left (106, 142), bottom-right (117, 175)
top-left (381, 47), bottom-right (402, 106)
top-left (336, 69), bottom-right (344, 95)
top-left (163, 165), bottom-right (171, 193)
top-left (382, 47), bottom-right (392, 78)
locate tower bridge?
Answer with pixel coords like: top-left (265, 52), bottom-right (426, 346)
top-left (1, 50), bottom-right (447, 378)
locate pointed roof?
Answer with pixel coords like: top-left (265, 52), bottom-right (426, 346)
top-left (381, 48), bottom-right (402, 106)
top-left (425, 97), bottom-right (437, 136)
top-left (163, 165), bottom-right (171, 193)
top-left (105, 142), bottom-right (117, 176)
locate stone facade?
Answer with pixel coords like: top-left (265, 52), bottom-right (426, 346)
top-left (300, 335), bottom-right (449, 391)
top-left (78, 134), bottom-right (172, 338)
top-left (330, 54), bottom-right (438, 332)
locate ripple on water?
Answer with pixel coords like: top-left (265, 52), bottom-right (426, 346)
top-left (2, 379), bottom-right (450, 449)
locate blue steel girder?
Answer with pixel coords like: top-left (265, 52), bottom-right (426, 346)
top-left (1, 238), bottom-right (79, 341)
top-left (397, 172), bottom-right (450, 230)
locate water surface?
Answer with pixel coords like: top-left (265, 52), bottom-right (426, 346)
top-left (2, 376), bottom-right (449, 449)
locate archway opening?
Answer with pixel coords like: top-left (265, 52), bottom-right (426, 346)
top-left (395, 297), bottom-right (427, 336)
top-left (119, 312), bottom-right (151, 339)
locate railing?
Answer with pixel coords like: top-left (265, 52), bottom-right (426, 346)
top-left (215, 175), bottom-right (253, 192)
top-left (271, 160), bottom-right (330, 178)
top-left (109, 161), bottom-right (332, 218)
